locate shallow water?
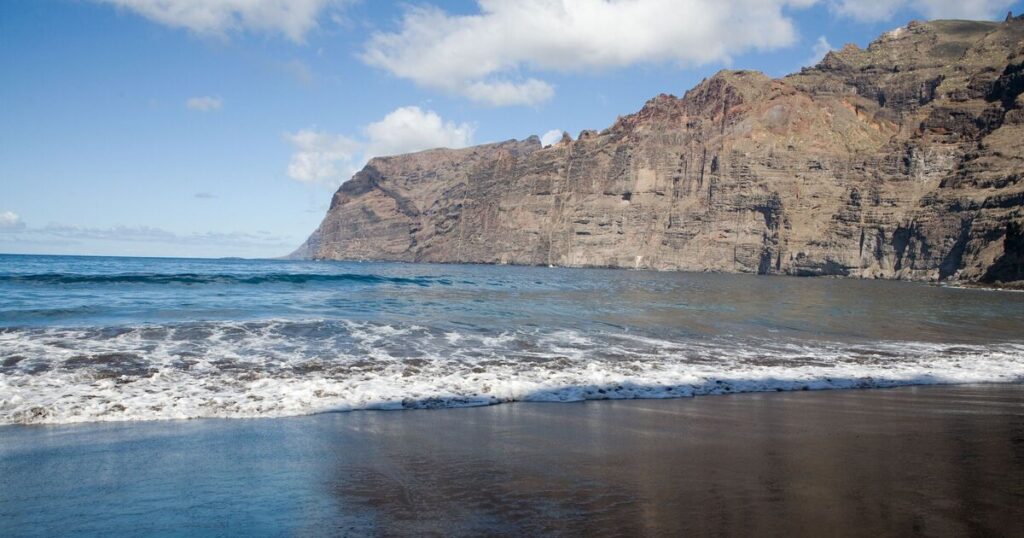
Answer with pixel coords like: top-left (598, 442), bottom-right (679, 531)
top-left (2, 385), bottom-right (1022, 536)
top-left (1, 254), bottom-right (1023, 424)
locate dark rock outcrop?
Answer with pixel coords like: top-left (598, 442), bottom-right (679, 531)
top-left (295, 18), bottom-right (1024, 285)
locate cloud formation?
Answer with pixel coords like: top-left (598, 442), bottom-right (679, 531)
top-left (285, 106), bottom-right (474, 187)
top-left (93, 1), bottom-right (1017, 107)
top-left (831, 0), bottom-right (1016, 21)
top-left (30, 224), bottom-right (290, 247)
top-left (540, 129), bottom-right (564, 146)
top-left (364, 107), bottom-right (475, 160)
top-left (186, 96), bottom-right (223, 111)
top-left (94, 0), bottom-right (350, 42)
top-left (284, 129), bottom-right (362, 186)
top-left (0, 211), bottom-right (25, 231)
top-left (806, 36), bottom-right (835, 66)
top-left (361, 0), bottom-right (817, 106)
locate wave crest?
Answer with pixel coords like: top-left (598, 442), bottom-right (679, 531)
top-left (1, 320), bottom-right (1021, 425)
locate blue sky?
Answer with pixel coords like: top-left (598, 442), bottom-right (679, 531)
top-left (2, 0), bottom-right (1021, 258)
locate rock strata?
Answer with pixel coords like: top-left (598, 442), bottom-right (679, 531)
top-left (296, 18), bottom-right (1024, 285)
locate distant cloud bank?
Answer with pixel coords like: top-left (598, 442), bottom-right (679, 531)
top-left (0, 221), bottom-right (296, 257)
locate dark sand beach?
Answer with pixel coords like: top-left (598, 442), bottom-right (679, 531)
top-left (2, 383), bottom-right (1022, 537)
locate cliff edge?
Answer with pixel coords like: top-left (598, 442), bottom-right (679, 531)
top-left (295, 17), bottom-right (1024, 285)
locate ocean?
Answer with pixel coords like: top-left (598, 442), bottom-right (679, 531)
top-left (1, 253), bottom-right (1023, 425)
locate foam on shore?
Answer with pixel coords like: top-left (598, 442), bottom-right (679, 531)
top-left (2, 319), bottom-right (1022, 425)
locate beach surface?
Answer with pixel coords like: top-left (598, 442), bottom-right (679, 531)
top-left (2, 383), bottom-right (1022, 536)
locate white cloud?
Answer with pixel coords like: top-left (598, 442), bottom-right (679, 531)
top-left (361, 0), bottom-right (817, 106)
top-left (94, 0), bottom-right (350, 42)
top-left (364, 106), bottom-right (475, 158)
top-left (285, 107), bottom-right (475, 187)
top-left (186, 96), bottom-right (223, 111)
top-left (806, 36), bottom-right (834, 66)
top-left (284, 129), bottom-right (362, 186)
top-left (463, 79), bottom-right (556, 107)
top-left (831, 0), bottom-right (1015, 21)
top-left (0, 211), bottom-right (25, 231)
top-left (831, 0), bottom-right (901, 20)
top-left (540, 129), bottom-right (564, 146)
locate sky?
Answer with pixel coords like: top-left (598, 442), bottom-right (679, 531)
top-left (2, 0), bottom-right (1022, 258)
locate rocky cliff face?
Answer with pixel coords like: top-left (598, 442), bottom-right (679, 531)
top-left (296, 17), bottom-right (1024, 285)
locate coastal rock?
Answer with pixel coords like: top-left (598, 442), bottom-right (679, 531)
top-left (296, 18), bottom-right (1024, 285)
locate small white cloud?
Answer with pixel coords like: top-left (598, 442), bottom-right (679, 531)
top-left (186, 96), bottom-right (223, 112)
top-left (285, 107), bottom-right (475, 187)
top-left (831, 0), bottom-right (1015, 21)
top-left (0, 211), bottom-right (25, 231)
top-left (831, 0), bottom-right (901, 20)
top-left (806, 36), bottom-right (835, 66)
top-left (364, 106), bottom-right (474, 158)
top-left (540, 129), bottom-right (564, 147)
top-left (284, 106), bottom-right (475, 186)
top-left (463, 79), bottom-right (555, 107)
top-left (93, 0), bottom-right (352, 42)
top-left (193, 192), bottom-right (217, 199)
top-left (284, 129), bottom-right (362, 187)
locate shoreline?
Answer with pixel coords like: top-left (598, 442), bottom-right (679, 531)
top-left (8, 251), bottom-right (1022, 291)
top-left (303, 255), bottom-right (1024, 291)
top-left (5, 375), bottom-right (1024, 427)
top-left (3, 383), bottom-right (1022, 536)
top-left (940, 281), bottom-right (1024, 292)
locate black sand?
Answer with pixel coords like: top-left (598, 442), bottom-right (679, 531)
top-left (2, 384), bottom-right (1022, 537)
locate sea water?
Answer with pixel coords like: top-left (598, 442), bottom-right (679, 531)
top-left (1, 253), bottom-right (1022, 424)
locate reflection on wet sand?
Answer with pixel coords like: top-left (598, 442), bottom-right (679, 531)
top-left (1, 384), bottom-right (1021, 536)
top-left (323, 384), bottom-right (1023, 536)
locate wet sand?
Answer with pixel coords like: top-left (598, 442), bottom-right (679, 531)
top-left (2, 384), bottom-right (1023, 537)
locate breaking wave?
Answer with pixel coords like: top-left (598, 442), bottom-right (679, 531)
top-left (2, 320), bottom-right (1022, 425)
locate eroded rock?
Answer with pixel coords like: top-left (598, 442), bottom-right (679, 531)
top-left (296, 18), bottom-right (1024, 285)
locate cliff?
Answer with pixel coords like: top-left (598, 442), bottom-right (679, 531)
top-left (296, 17), bottom-right (1024, 285)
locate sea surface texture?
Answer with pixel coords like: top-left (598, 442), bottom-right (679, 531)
top-left (1, 254), bottom-right (1022, 424)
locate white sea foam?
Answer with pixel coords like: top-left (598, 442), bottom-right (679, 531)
top-left (1, 320), bottom-right (1022, 425)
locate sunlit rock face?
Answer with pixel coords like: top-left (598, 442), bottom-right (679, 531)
top-left (297, 17), bottom-right (1024, 285)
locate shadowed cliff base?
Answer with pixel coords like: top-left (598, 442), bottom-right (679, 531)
top-left (2, 384), bottom-right (1022, 536)
top-left (297, 16), bottom-right (1024, 287)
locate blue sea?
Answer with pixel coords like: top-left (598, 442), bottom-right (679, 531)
top-left (1, 253), bottom-right (1023, 424)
